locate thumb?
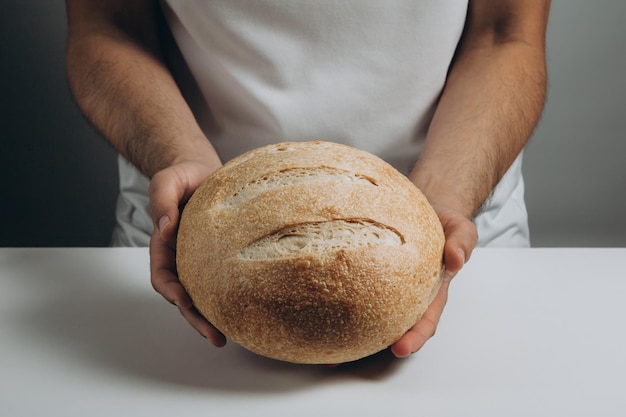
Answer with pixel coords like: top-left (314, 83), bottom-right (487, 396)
top-left (436, 208), bottom-right (478, 280)
top-left (148, 167), bottom-right (190, 243)
top-left (443, 247), bottom-right (466, 283)
top-left (148, 162), bottom-right (220, 242)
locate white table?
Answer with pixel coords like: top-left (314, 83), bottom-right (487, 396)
top-left (1, 248), bottom-right (625, 416)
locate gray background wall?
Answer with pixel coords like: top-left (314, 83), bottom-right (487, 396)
top-left (1, 0), bottom-right (624, 248)
top-left (523, 0), bottom-right (626, 246)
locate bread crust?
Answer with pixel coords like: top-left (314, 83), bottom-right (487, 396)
top-left (177, 141), bottom-right (444, 364)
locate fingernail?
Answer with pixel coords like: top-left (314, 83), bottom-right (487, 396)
top-left (158, 215), bottom-right (170, 236)
top-left (458, 248), bottom-right (466, 264)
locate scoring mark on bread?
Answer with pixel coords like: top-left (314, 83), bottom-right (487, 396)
top-left (238, 219), bottom-right (403, 260)
top-left (225, 167), bottom-right (378, 206)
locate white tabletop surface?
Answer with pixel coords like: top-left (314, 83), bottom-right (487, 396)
top-left (1, 247), bottom-right (625, 416)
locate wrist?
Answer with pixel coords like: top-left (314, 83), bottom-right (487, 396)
top-left (164, 135), bottom-right (223, 177)
top-left (408, 171), bottom-right (477, 220)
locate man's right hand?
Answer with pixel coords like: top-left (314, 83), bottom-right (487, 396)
top-left (148, 161), bottom-right (227, 347)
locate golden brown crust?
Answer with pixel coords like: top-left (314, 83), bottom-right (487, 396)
top-left (177, 141), bottom-right (444, 364)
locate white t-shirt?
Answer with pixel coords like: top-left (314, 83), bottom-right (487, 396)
top-left (112, 0), bottom-right (529, 248)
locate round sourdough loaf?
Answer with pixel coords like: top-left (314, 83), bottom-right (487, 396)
top-left (177, 141), bottom-right (445, 364)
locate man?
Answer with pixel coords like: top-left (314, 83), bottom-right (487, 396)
top-left (65, 0), bottom-right (550, 359)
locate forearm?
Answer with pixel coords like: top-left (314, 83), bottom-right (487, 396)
top-left (410, 39), bottom-right (547, 218)
top-left (65, 1), bottom-right (220, 178)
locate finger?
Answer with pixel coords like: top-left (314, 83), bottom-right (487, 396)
top-left (149, 230), bottom-right (192, 308)
top-left (179, 305), bottom-right (227, 347)
top-left (150, 231), bottom-right (226, 346)
top-left (153, 272), bottom-right (194, 310)
top-left (390, 278), bottom-right (451, 358)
